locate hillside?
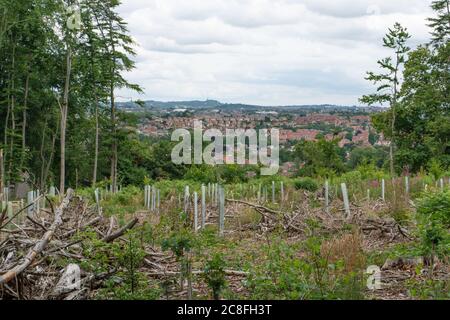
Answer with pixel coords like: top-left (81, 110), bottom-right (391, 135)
top-left (116, 99), bottom-right (382, 113)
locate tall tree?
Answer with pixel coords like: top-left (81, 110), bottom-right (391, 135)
top-left (92, 0), bottom-right (142, 192)
top-left (56, 1), bottom-right (79, 194)
top-left (428, 0), bottom-right (450, 46)
top-left (388, 1), bottom-right (450, 172)
top-left (0, 0), bottom-right (141, 191)
top-left (360, 23), bottom-right (411, 176)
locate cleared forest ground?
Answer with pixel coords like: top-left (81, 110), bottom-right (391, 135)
top-left (1, 178), bottom-right (449, 300)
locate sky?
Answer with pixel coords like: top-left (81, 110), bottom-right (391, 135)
top-left (116, 0), bottom-right (434, 106)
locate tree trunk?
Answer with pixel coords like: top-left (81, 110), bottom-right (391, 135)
top-left (389, 55), bottom-right (400, 179)
top-left (0, 149), bottom-right (4, 194)
top-left (390, 55), bottom-right (401, 205)
top-left (43, 123), bottom-right (58, 189)
top-left (20, 72), bottom-right (30, 170)
top-left (110, 33), bottom-right (117, 194)
top-left (39, 119), bottom-right (47, 188)
top-left (60, 47), bottom-right (72, 195)
top-left (389, 101), bottom-right (396, 178)
top-left (89, 35), bottom-right (99, 187)
top-left (4, 93), bottom-right (10, 168)
top-left (92, 96), bottom-right (99, 187)
top-left (8, 43), bottom-right (16, 182)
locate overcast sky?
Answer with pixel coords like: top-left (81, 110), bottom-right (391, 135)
top-left (116, 0), bottom-right (433, 106)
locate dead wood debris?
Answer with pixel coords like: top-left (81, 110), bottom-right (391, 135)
top-left (226, 197), bottom-right (412, 245)
top-left (0, 190), bottom-right (140, 300)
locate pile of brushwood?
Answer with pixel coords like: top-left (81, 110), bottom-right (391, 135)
top-left (0, 190), bottom-right (142, 300)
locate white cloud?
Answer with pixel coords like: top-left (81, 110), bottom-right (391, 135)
top-left (116, 0), bottom-right (434, 105)
top-left (300, 0), bottom-right (429, 18)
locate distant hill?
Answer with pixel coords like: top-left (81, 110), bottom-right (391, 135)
top-left (118, 99), bottom-right (222, 110)
top-left (116, 99), bottom-right (381, 113)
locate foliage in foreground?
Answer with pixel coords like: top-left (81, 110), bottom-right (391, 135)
top-left (416, 190), bottom-right (450, 262)
top-left (246, 237), bottom-right (365, 300)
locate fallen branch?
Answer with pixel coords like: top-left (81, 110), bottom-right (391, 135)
top-left (102, 217), bottom-right (138, 243)
top-left (226, 199), bottom-right (282, 215)
top-left (62, 216), bottom-right (102, 238)
top-left (26, 216), bottom-right (48, 232)
top-left (0, 190), bottom-right (73, 285)
top-left (146, 269), bottom-right (249, 277)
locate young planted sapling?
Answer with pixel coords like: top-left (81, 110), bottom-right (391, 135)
top-left (202, 253), bottom-right (227, 300)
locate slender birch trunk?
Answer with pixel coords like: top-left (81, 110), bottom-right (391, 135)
top-left (60, 47), bottom-right (72, 195)
top-left (20, 72), bottom-right (30, 169)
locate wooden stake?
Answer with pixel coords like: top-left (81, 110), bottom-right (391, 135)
top-left (215, 183), bottom-right (219, 206)
top-left (341, 183), bottom-right (351, 219)
top-left (27, 191), bottom-right (34, 217)
top-left (325, 180), bottom-right (329, 214)
top-left (201, 184), bottom-right (206, 229)
top-left (272, 181), bottom-right (275, 203)
top-left (156, 189), bottom-right (160, 213)
top-left (194, 192), bottom-right (198, 233)
top-left (36, 190), bottom-right (40, 214)
top-left (7, 202), bottom-right (13, 228)
top-left (152, 186), bottom-right (156, 212)
top-left (405, 176), bottom-right (409, 195)
top-left (3, 187), bottom-right (8, 203)
top-left (218, 186), bottom-right (225, 236)
top-left (94, 188), bottom-right (101, 213)
top-left (184, 186), bottom-right (190, 213)
top-left (148, 185), bottom-right (152, 209)
top-left (144, 185), bottom-right (148, 208)
top-left (49, 186), bottom-right (56, 197)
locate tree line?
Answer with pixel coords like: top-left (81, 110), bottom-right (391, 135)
top-left (0, 0), bottom-right (142, 192)
top-left (361, 0), bottom-right (449, 176)
top-left (293, 1), bottom-right (449, 179)
top-left (0, 0), bottom-right (448, 193)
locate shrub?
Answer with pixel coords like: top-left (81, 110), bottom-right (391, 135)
top-left (338, 171), bottom-right (363, 185)
top-left (416, 190), bottom-right (450, 262)
top-left (246, 240), bottom-right (311, 300)
top-left (407, 278), bottom-right (450, 300)
top-left (113, 186), bottom-right (142, 205)
top-left (202, 253), bottom-right (227, 300)
top-left (246, 238), bottom-right (365, 300)
top-left (294, 178), bottom-right (319, 192)
top-left (77, 229), bottom-right (161, 300)
top-left (162, 229), bottom-right (195, 291)
top-left (428, 158), bottom-right (445, 181)
top-left (417, 190), bottom-right (450, 227)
